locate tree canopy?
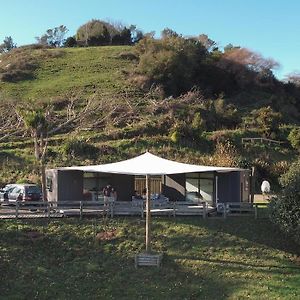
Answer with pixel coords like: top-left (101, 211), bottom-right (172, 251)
top-left (36, 25), bottom-right (68, 47)
top-left (75, 19), bottom-right (143, 46)
top-left (0, 36), bottom-right (16, 53)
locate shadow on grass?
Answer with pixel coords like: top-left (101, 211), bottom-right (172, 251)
top-left (172, 217), bottom-right (300, 256)
top-left (0, 218), bottom-right (242, 300)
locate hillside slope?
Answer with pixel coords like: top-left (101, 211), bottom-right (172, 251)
top-left (0, 46), bottom-right (135, 100)
top-left (0, 46), bottom-right (298, 189)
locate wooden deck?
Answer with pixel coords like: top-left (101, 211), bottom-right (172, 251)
top-left (0, 201), bottom-right (268, 219)
top-left (0, 201), bottom-right (215, 219)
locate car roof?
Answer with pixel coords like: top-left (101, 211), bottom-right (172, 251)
top-left (7, 184), bottom-right (39, 188)
top-left (19, 183), bottom-right (38, 186)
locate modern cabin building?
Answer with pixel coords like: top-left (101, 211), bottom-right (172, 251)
top-left (46, 152), bottom-right (250, 206)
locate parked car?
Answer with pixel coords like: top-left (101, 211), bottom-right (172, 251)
top-left (0, 184), bottom-right (16, 203)
top-left (6, 184), bottom-right (42, 204)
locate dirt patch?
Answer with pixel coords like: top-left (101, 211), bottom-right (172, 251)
top-left (292, 255), bottom-right (300, 266)
top-left (95, 229), bottom-right (116, 241)
top-left (24, 231), bottom-right (44, 241)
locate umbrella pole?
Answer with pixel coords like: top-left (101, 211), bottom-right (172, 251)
top-left (145, 174), bottom-right (151, 253)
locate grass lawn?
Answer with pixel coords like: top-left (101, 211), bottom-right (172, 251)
top-left (0, 46), bottom-right (135, 100)
top-left (0, 217), bottom-right (299, 300)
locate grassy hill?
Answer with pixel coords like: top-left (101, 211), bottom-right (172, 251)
top-left (0, 46), bottom-right (135, 100)
top-left (0, 45), bottom-right (298, 189)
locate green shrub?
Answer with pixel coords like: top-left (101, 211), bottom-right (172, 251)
top-left (62, 139), bottom-right (99, 159)
top-left (170, 131), bottom-right (180, 143)
top-left (118, 51), bottom-right (138, 61)
top-left (270, 159), bottom-right (300, 244)
top-left (288, 127), bottom-right (300, 151)
top-left (64, 36), bottom-right (77, 48)
top-left (246, 107), bottom-right (282, 138)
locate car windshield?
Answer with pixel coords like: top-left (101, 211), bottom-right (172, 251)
top-left (3, 185), bottom-right (15, 192)
top-left (26, 186), bottom-right (41, 194)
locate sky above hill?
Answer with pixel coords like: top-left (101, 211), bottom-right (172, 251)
top-left (0, 0), bottom-right (299, 79)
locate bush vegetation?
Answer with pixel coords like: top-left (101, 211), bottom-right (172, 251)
top-left (270, 159), bottom-right (300, 244)
top-left (288, 127), bottom-right (300, 151)
top-left (61, 139), bottom-right (99, 160)
top-left (75, 19), bottom-right (143, 47)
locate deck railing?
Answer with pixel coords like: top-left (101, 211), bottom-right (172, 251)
top-left (220, 202), bottom-right (269, 219)
top-left (0, 200), bottom-right (269, 219)
top-left (0, 200), bottom-right (210, 219)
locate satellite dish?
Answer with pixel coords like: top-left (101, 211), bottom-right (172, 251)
top-left (261, 180), bottom-right (271, 194)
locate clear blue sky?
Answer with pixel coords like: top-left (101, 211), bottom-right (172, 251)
top-left (0, 0), bottom-right (299, 79)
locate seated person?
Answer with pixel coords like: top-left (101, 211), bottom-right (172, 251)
top-left (133, 190), bottom-right (142, 200)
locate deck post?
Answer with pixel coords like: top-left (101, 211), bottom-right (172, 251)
top-left (203, 202), bottom-right (207, 219)
top-left (141, 201), bottom-right (144, 218)
top-left (15, 201), bottom-right (19, 219)
top-left (254, 204), bottom-right (258, 219)
top-left (47, 201), bottom-right (50, 219)
top-left (173, 202), bottom-right (176, 218)
top-left (250, 167), bottom-right (255, 203)
top-left (215, 175), bottom-right (219, 206)
top-left (145, 174), bottom-right (151, 253)
top-left (80, 201), bottom-right (83, 220)
top-left (110, 201), bottom-right (114, 218)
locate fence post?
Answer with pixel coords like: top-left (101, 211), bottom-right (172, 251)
top-left (173, 202), bottom-right (176, 218)
top-left (110, 201), bottom-right (114, 218)
top-left (47, 201), bottom-right (50, 219)
top-left (15, 201), bottom-right (19, 219)
top-left (254, 204), bottom-right (258, 219)
top-left (223, 204), bottom-right (227, 219)
top-left (80, 201), bottom-right (83, 220)
top-left (203, 202), bottom-right (207, 219)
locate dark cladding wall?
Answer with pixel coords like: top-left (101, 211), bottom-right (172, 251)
top-left (46, 169), bottom-right (83, 202)
top-left (217, 172), bottom-right (241, 203)
top-left (111, 174), bottom-right (135, 201)
top-left (162, 174), bottom-right (186, 201)
top-left (58, 170), bottom-right (83, 201)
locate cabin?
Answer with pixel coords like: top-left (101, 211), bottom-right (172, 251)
top-left (45, 152), bottom-right (251, 207)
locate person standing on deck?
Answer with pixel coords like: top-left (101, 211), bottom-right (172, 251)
top-left (103, 185), bottom-right (112, 207)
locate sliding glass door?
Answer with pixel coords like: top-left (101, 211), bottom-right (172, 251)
top-left (185, 173), bottom-right (214, 205)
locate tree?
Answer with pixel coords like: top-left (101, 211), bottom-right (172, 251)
top-left (250, 106), bottom-right (282, 138)
top-left (270, 159), bottom-right (300, 244)
top-left (112, 27), bottom-right (132, 45)
top-left (19, 107), bottom-right (50, 200)
top-left (161, 28), bottom-right (179, 39)
top-left (288, 127), bottom-right (300, 151)
top-left (87, 25), bottom-right (111, 46)
top-left (0, 36), bottom-right (16, 53)
top-left (198, 34), bottom-right (216, 51)
top-left (285, 72), bottom-right (300, 86)
top-left (76, 20), bottom-right (116, 45)
top-left (36, 25), bottom-right (68, 47)
top-left (64, 36), bottom-right (77, 47)
top-left (135, 34), bottom-right (207, 95)
top-left (217, 47), bottom-right (279, 87)
top-left (129, 25), bottom-right (144, 44)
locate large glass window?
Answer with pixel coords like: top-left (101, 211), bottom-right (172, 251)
top-left (199, 178), bottom-right (213, 202)
top-left (83, 173), bottom-right (112, 200)
top-left (186, 173), bottom-right (214, 204)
